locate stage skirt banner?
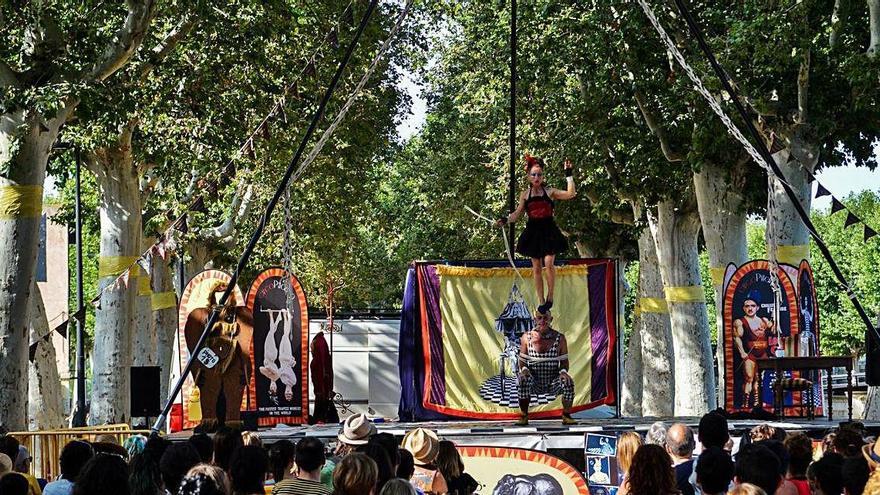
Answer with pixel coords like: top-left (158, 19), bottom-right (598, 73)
top-left (400, 259), bottom-right (617, 420)
top-left (722, 260), bottom-right (822, 414)
top-left (176, 270), bottom-right (245, 430)
top-left (245, 268), bottom-right (309, 425)
top-left (458, 446), bottom-right (589, 495)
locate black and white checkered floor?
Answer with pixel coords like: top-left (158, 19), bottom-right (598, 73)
top-left (478, 374), bottom-right (558, 407)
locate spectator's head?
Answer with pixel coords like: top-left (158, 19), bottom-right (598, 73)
top-left (212, 427), bottom-right (243, 472)
top-left (436, 440), bottom-right (464, 482)
top-left (698, 411), bottom-right (729, 449)
top-left (863, 437), bottom-right (880, 471)
top-left (229, 446), bottom-right (269, 495)
top-left (616, 431), bottom-right (642, 476)
top-left (95, 434), bottom-right (120, 445)
top-left (0, 435), bottom-right (20, 462)
top-left (749, 424), bottom-right (781, 443)
top-left (333, 453), bottom-right (378, 495)
top-left (73, 453), bottom-right (131, 495)
top-left (269, 439), bottom-right (295, 482)
top-left (402, 428), bottom-right (440, 467)
top-left (59, 440), bottom-right (94, 481)
top-left (92, 441), bottom-right (129, 460)
top-left (369, 433), bottom-right (401, 471)
top-left (13, 445), bottom-right (30, 472)
top-left (727, 483), bottom-right (767, 495)
top-left (129, 452), bottom-right (163, 495)
top-left (379, 478), bottom-right (418, 495)
top-left (645, 422), bottom-right (667, 448)
top-left (754, 440), bottom-right (789, 478)
top-left (0, 452), bottom-right (12, 476)
top-left (842, 456), bottom-right (870, 495)
top-left (159, 442), bottom-right (201, 492)
top-left (240, 431), bottom-right (262, 448)
top-left (124, 435), bottom-right (148, 458)
top-left (822, 432), bottom-right (837, 454)
top-left (397, 448), bottom-right (415, 480)
top-left (144, 435), bottom-right (171, 460)
top-left (696, 447), bottom-right (734, 495)
top-left (665, 423), bottom-right (695, 461)
top-left (734, 444), bottom-right (781, 495)
top-left (178, 463), bottom-right (232, 495)
top-left (295, 437), bottom-right (326, 474)
top-left (807, 451), bottom-right (844, 495)
top-left (337, 414), bottom-right (376, 448)
top-left (834, 426), bottom-right (865, 457)
top-left (626, 444), bottom-right (677, 495)
top-left (357, 442), bottom-right (393, 493)
top-left (784, 432), bottom-right (813, 478)
top-left (0, 472), bottom-right (29, 495)
top-left (188, 433), bottom-right (214, 463)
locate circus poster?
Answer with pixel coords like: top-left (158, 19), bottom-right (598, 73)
top-left (245, 268), bottom-right (309, 425)
top-left (405, 259), bottom-right (617, 420)
top-left (458, 446), bottom-right (589, 495)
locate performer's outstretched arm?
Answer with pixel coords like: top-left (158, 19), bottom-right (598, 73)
top-left (497, 190), bottom-right (527, 226)
top-left (551, 159), bottom-right (577, 200)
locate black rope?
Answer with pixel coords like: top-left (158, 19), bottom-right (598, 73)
top-left (151, 0), bottom-right (380, 435)
top-left (667, 0), bottom-right (880, 352)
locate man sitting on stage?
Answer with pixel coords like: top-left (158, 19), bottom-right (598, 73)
top-left (516, 310), bottom-right (575, 425)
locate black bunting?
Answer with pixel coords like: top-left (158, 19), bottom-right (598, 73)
top-left (305, 59), bottom-right (316, 77)
top-left (865, 226), bottom-right (877, 241)
top-left (189, 196), bottom-right (207, 214)
top-left (342, 4), bottom-right (354, 25)
top-left (326, 29), bottom-right (339, 48)
top-left (54, 319), bottom-right (68, 339)
top-left (845, 212), bottom-right (860, 229)
top-left (831, 198), bottom-right (846, 214)
top-left (815, 184), bottom-right (831, 198)
top-left (70, 306), bottom-right (86, 323)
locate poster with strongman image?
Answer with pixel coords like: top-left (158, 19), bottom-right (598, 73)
top-left (246, 268), bottom-right (309, 425)
top-left (723, 261), bottom-right (798, 412)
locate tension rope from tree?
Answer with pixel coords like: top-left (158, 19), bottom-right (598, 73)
top-left (152, 0), bottom-right (385, 435)
top-left (636, 0), bottom-right (880, 348)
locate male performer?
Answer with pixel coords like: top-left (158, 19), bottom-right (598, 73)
top-left (516, 310), bottom-right (575, 425)
top-left (733, 294), bottom-right (775, 407)
top-left (185, 286), bottom-right (254, 429)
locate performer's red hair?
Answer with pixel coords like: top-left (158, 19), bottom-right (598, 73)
top-left (524, 153), bottom-right (540, 171)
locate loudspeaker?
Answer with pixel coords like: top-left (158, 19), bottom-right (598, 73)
top-left (130, 366), bottom-right (161, 418)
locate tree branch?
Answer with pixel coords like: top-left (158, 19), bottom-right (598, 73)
top-left (135, 16), bottom-right (197, 81)
top-left (0, 60), bottom-right (20, 88)
top-left (830, 0), bottom-right (846, 48)
top-left (89, 0), bottom-right (157, 82)
top-left (633, 89), bottom-right (685, 162)
top-left (796, 49), bottom-right (810, 123)
top-left (869, 0), bottom-right (880, 58)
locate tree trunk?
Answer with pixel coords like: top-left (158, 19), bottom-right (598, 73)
top-left (152, 253), bottom-right (178, 403)
top-left (27, 283), bottom-right (65, 430)
top-left (767, 132), bottom-right (817, 253)
top-left (0, 108), bottom-right (68, 430)
top-left (132, 256), bottom-right (157, 367)
top-left (694, 159), bottom-right (749, 402)
top-left (87, 132), bottom-right (143, 425)
top-left (868, 0), bottom-right (880, 57)
top-left (621, 288), bottom-right (644, 417)
top-left (635, 226), bottom-right (676, 417)
top-left (649, 199), bottom-right (716, 415)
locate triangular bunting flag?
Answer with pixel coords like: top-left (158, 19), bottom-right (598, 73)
top-left (291, 82), bottom-right (299, 99)
top-left (815, 184), bottom-right (831, 198)
top-left (326, 29), bottom-right (339, 48)
top-left (865, 225), bottom-right (877, 241)
top-left (156, 240), bottom-right (168, 260)
top-left (845, 212), bottom-right (860, 229)
top-left (203, 180), bottom-right (218, 195)
top-left (262, 122), bottom-right (271, 141)
top-left (247, 139), bottom-right (256, 160)
top-left (119, 269), bottom-right (131, 289)
top-left (70, 306), bottom-right (86, 323)
top-left (189, 196), bottom-right (207, 214)
top-left (90, 294), bottom-right (102, 309)
top-left (305, 59), bottom-right (316, 77)
top-left (54, 319), bottom-right (68, 339)
top-left (176, 214), bottom-right (189, 234)
top-left (831, 197), bottom-right (846, 214)
top-left (342, 4), bottom-right (354, 25)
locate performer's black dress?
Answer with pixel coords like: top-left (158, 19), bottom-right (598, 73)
top-left (515, 186), bottom-right (567, 258)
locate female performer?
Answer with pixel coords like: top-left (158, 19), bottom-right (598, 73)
top-left (497, 154), bottom-right (576, 314)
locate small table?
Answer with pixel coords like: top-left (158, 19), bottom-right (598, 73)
top-left (756, 356), bottom-right (854, 421)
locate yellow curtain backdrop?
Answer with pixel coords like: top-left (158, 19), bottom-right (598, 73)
top-left (436, 265), bottom-right (592, 414)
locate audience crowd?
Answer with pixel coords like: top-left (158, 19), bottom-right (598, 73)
top-left (3, 410), bottom-right (880, 495)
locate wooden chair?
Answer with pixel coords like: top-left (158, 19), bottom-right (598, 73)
top-left (772, 377), bottom-right (815, 419)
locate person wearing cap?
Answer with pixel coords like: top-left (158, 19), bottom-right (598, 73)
top-left (733, 293), bottom-right (775, 408)
top-left (863, 436), bottom-right (880, 472)
top-left (321, 414), bottom-right (377, 489)
top-left (402, 428), bottom-right (448, 495)
top-left (516, 310), bottom-right (575, 426)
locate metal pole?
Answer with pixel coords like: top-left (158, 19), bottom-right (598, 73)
top-left (508, 0), bottom-right (517, 250)
top-left (72, 146), bottom-right (86, 427)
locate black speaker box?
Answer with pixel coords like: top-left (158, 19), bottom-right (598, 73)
top-left (130, 366), bottom-right (161, 418)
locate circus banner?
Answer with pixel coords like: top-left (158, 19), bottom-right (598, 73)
top-left (458, 446), bottom-right (589, 495)
top-left (245, 268), bottom-right (309, 425)
top-left (176, 270), bottom-right (245, 430)
top-left (722, 261), bottom-right (799, 412)
top-left (401, 259), bottom-right (617, 420)
top-left (796, 260), bottom-right (823, 414)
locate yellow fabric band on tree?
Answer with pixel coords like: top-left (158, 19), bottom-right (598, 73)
top-left (710, 267), bottom-right (726, 286)
top-left (151, 291), bottom-right (177, 311)
top-left (774, 244), bottom-right (810, 265)
top-left (0, 185), bottom-right (43, 219)
top-left (138, 275), bottom-right (152, 296)
top-left (435, 264), bottom-right (588, 278)
top-left (98, 256), bottom-right (139, 278)
top-left (639, 297), bottom-right (668, 313)
top-left (634, 304), bottom-right (641, 317)
top-left (665, 286), bottom-right (707, 303)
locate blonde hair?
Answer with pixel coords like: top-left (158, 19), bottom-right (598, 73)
top-left (241, 431), bottom-right (263, 448)
top-left (185, 463), bottom-right (232, 495)
top-left (333, 453), bottom-right (378, 495)
top-left (864, 469), bottom-right (880, 494)
top-left (728, 483), bottom-right (768, 495)
top-left (616, 431), bottom-right (643, 475)
top-left (749, 424), bottom-right (779, 442)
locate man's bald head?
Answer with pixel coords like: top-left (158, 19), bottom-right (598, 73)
top-left (666, 423), bottom-right (696, 460)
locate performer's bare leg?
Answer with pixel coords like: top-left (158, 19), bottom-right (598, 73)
top-left (531, 258), bottom-right (545, 306)
top-left (543, 254), bottom-right (556, 309)
top-left (517, 371), bottom-right (532, 426)
top-left (744, 359), bottom-right (756, 406)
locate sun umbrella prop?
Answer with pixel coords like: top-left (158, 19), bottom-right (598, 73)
top-left (478, 284), bottom-right (536, 407)
top-left (495, 283), bottom-right (534, 344)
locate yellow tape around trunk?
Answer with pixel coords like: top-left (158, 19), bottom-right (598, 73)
top-left (639, 297), bottom-right (668, 314)
top-left (435, 264), bottom-right (588, 278)
top-left (665, 286), bottom-right (707, 303)
top-left (0, 185), bottom-right (43, 219)
top-left (774, 244), bottom-right (810, 265)
top-left (98, 256), bottom-right (139, 278)
top-left (137, 275), bottom-right (152, 296)
top-left (710, 267), bottom-right (726, 286)
top-left (151, 291), bottom-right (177, 311)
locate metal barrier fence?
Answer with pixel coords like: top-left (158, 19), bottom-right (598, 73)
top-left (6, 424), bottom-right (151, 480)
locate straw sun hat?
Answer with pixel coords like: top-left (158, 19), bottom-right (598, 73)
top-left (337, 413), bottom-right (377, 446)
top-left (402, 428), bottom-right (440, 466)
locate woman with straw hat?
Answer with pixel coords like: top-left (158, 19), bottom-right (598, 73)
top-left (402, 429), bottom-right (448, 495)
